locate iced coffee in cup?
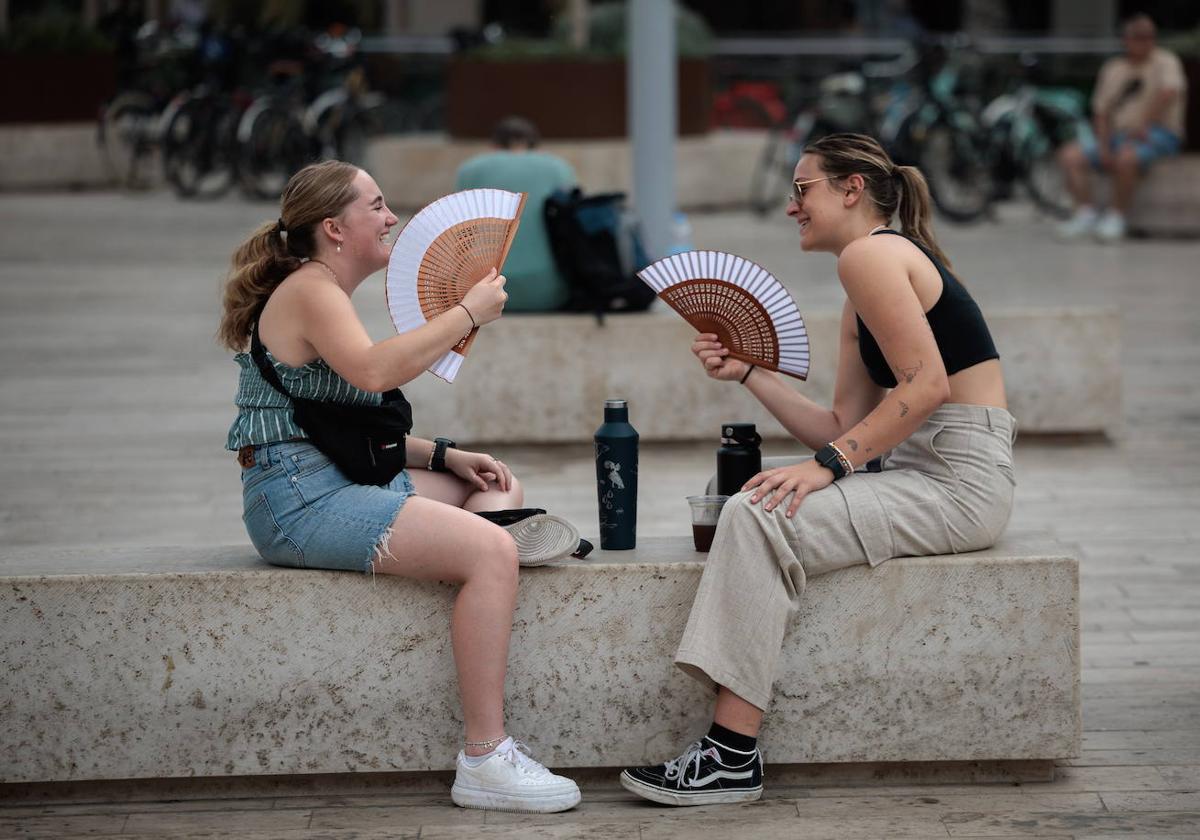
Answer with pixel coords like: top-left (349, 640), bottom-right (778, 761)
top-left (687, 495), bottom-right (728, 552)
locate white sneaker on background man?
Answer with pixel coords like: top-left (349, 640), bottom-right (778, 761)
top-left (1094, 209), bottom-right (1128, 243)
top-left (1056, 206), bottom-right (1099, 240)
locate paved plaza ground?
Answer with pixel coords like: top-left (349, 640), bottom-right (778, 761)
top-left (1, 188), bottom-right (1198, 837)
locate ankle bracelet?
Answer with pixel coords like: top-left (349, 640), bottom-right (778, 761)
top-left (464, 735), bottom-right (506, 750)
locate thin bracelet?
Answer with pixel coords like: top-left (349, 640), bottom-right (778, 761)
top-left (828, 442), bottom-right (854, 476)
top-left (465, 735), bottom-right (506, 749)
top-left (739, 364), bottom-right (755, 385)
top-left (456, 302), bottom-right (477, 329)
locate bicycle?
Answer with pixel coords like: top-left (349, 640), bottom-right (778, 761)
top-left (748, 50), bottom-right (918, 216)
top-left (159, 84), bottom-right (247, 199)
top-left (980, 55), bottom-right (1085, 219)
top-left (749, 39), bottom-right (997, 224)
top-left (96, 21), bottom-right (192, 189)
top-left (875, 39), bottom-right (995, 223)
top-left (236, 58), bottom-right (314, 201)
top-left (237, 27), bottom-right (382, 200)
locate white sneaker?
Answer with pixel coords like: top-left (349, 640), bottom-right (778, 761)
top-left (451, 737), bottom-right (581, 813)
top-left (1056, 206), bottom-right (1098, 240)
top-left (1093, 210), bottom-right (1127, 243)
top-left (504, 514), bottom-right (581, 567)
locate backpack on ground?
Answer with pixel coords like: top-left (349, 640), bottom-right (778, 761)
top-left (543, 188), bottom-right (656, 319)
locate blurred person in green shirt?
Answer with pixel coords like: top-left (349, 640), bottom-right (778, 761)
top-left (455, 117), bottom-right (578, 311)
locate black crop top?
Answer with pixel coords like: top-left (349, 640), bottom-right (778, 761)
top-left (856, 229), bottom-right (998, 389)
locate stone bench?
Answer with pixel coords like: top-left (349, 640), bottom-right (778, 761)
top-left (1127, 154), bottom-right (1200, 238)
top-left (0, 537), bottom-right (1079, 784)
top-left (398, 308), bottom-right (1120, 443)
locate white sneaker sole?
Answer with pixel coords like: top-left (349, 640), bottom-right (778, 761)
top-left (619, 770), bottom-right (762, 806)
top-left (451, 780), bottom-right (581, 813)
top-left (504, 514), bottom-right (580, 567)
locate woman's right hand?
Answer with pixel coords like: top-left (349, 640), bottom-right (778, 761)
top-left (692, 333), bottom-right (751, 382)
top-left (460, 269), bottom-right (508, 327)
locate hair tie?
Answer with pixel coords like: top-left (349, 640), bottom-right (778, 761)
top-left (276, 218), bottom-right (287, 235)
top-left (890, 167), bottom-right (902, 181)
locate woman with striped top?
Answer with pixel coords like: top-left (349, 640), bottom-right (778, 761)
top-left (219, 161), bottom-right (581, 813)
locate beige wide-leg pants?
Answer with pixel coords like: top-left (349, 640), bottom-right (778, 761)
top-left (675, 403), bottom-right (1018, 710)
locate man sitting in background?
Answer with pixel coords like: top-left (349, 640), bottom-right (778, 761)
top-left (1056, 14), bottom-right (1187, 243)
top-left (455, 117), bottom-right (578, 311)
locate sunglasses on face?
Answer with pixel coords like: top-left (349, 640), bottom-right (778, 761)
top-left (789, 176), bottom-right (837, 205)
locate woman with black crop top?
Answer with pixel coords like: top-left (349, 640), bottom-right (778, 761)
top-left (620, 134), bottom-right (1017, 806)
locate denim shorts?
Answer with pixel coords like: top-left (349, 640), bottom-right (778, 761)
top-left (1078, 122), bottom-right (1182, 170)
top-left (240, 440), bottom-right (416, 574)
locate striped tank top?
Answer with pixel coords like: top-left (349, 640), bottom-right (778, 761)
top-left (226, 347), bottom-right (383, 450)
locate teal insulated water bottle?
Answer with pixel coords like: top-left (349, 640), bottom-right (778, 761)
top-left (595, 399), bottom-right (638, 550)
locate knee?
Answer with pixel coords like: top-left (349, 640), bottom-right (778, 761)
top-left (719, 490), bottom-right (775, 533)
top-left (1058, 142), bottom-right (1085, 169)
top-left (507, 474), bottom-right (524, 506)
top-left (1114, 147), bottom-right (1140, 173)
top-left (480, 526), bottom-right (519, 587)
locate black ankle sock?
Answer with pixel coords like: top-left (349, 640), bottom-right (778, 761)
top-left (706, 722), bottom-right (758, 757)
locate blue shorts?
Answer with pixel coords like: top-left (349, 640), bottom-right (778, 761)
top-left (1078, 123), bottom-right (1181, 170)
top-left (239, 440), bottom-right (416, 573)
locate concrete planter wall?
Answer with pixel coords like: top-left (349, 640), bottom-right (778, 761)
top-left (0, 54), bottom-right (116, 123)
top-left (445, 57), bottom-right (711, 139)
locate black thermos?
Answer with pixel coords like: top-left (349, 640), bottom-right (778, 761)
top-left (595, 399), bottom-right (638, 549)
top-left (717, 423), bottom-right (762, 496)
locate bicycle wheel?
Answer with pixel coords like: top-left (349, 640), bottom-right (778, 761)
top-left (239, 102), bottom-right (312, 201)
top-left (99, 91), bottom-right (159, 190)
top-left (748, 110), bottom-right (814, 216)
top-left (336, 113), bottom-right (370, 167)
top-left (1018, 127), bottom-right (1073, 219)
top-left (310, 95), bottom-right (373, 166)
top-left (918, 119), bottom-right (994, 224)
top-left (161, 97), bottom-right (237, 199)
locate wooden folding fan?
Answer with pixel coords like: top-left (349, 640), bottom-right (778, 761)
top-left (385, 188), bottom-right (527, 382)
top-left (637, 250), bottom-right (810, 380)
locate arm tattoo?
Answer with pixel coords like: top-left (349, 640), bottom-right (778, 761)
top-left (897, 360), bottom-right (924, 384)
top-left (846, 439), bottom-right (859, 451)
top-left (899, 400), bottom-right (910, 417)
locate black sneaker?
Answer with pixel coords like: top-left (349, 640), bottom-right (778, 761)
top-left (475, 508), bottom-right (547, 528)
top-left (620, 737), bottom-right (763, 806)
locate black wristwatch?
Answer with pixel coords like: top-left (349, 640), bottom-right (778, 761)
top-left (813, 443), bottom-right (850, 480)
top-left (429, 437), bottom-right (457, 472)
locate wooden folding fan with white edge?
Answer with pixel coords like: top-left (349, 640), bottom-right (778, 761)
top-left (637, 250), bottom-right (810, 380)
top-left (385, 188), bottom-right (527, 382)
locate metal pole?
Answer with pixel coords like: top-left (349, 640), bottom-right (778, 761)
top-left (628, 0), bottom-right (676, 260)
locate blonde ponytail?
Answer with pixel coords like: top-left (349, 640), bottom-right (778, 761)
top-left (804, 133), bottom-right (951, 268)
top-left (216, 160), bottom-right (360, 352)
top-left (894, 165), bottom-right (951, 268)
top-left (217, 221), bottom-right (302, 351)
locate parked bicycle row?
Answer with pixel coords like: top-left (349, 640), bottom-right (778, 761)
top-left (97, 20), bottom-right (383, 200)
top-left (723, 37), bottom-right (1088, 223)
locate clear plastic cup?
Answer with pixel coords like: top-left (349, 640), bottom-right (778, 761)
top-left (687, 495), bottom-right (728, 552)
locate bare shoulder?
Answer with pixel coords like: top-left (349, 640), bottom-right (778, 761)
top-left (837, 234), bottom-right (910, 292)
top-left (272, 269), bottom-right (352, 315)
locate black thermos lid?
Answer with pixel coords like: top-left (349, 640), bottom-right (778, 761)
top-left (721, 422), bottom-right (759, 445)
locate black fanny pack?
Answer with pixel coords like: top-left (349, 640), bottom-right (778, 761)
top-left (250, 323), bottom-right (413, 486)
